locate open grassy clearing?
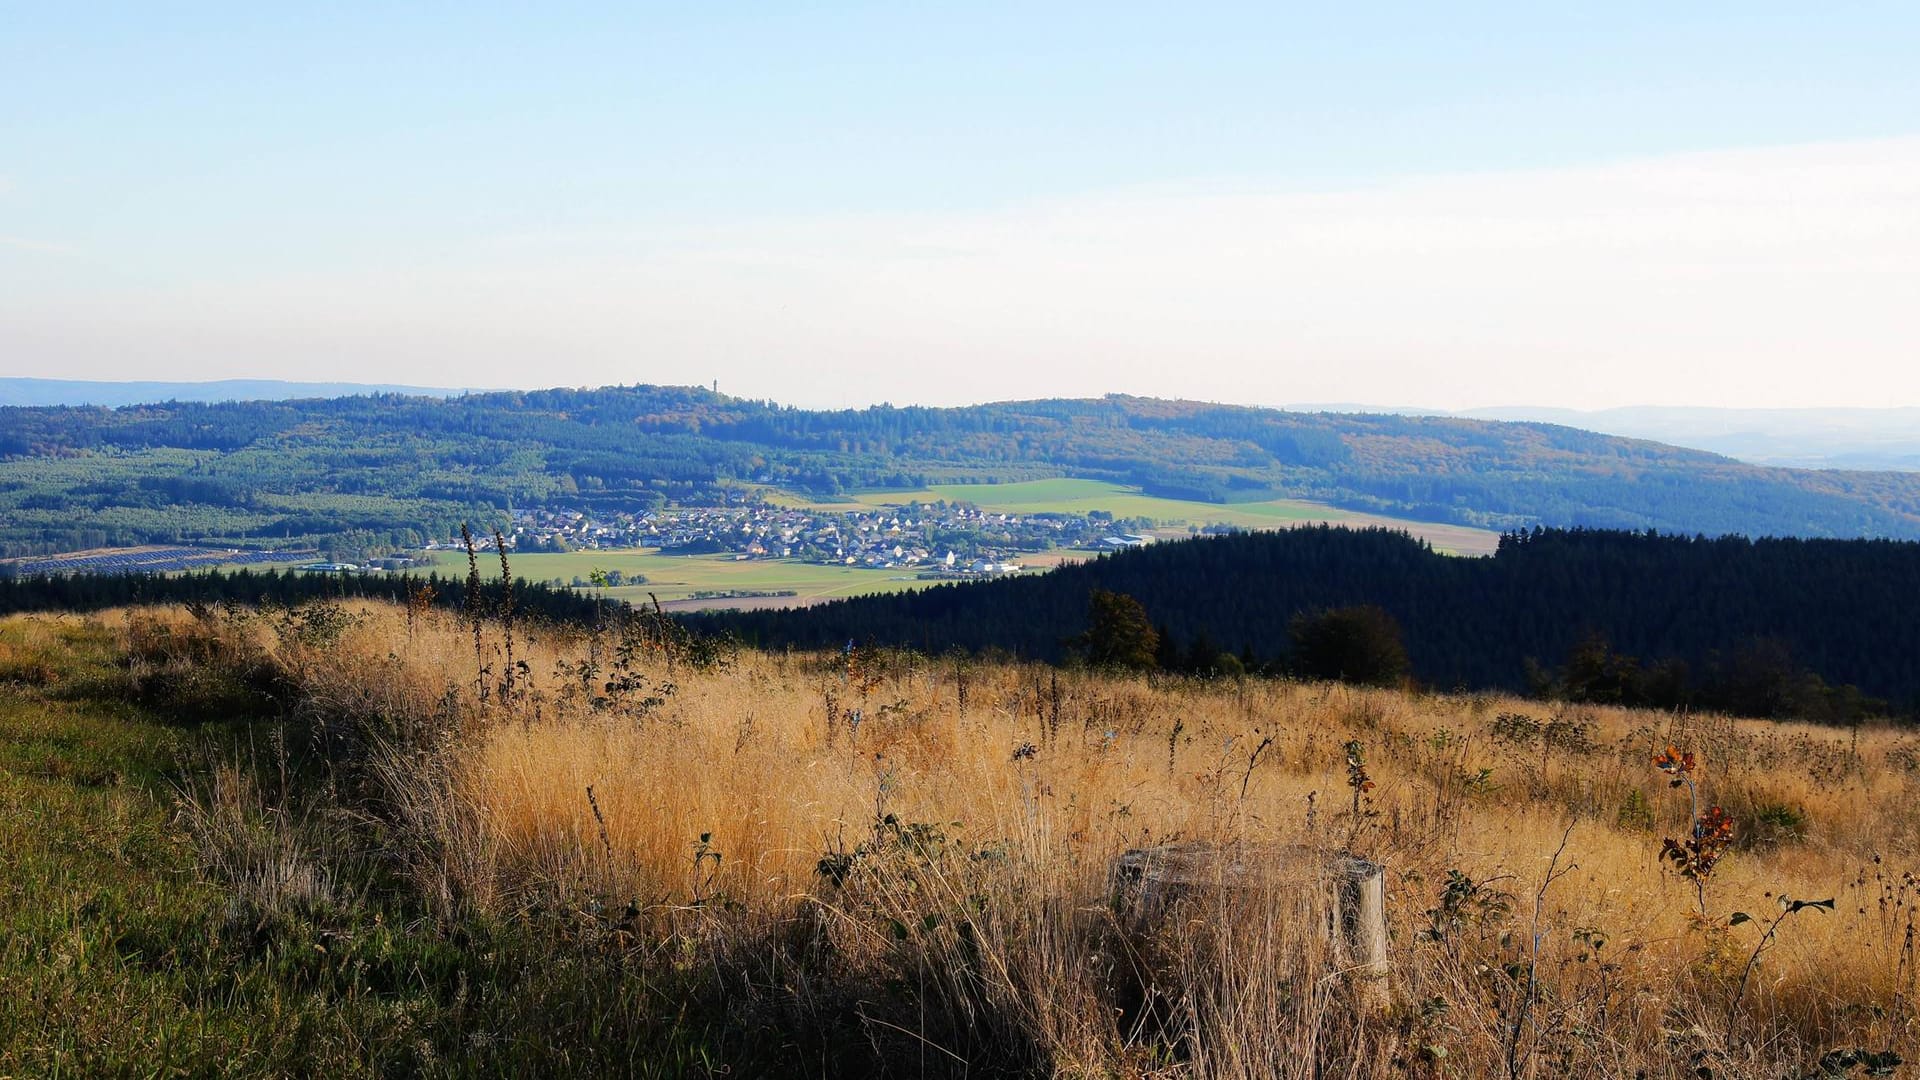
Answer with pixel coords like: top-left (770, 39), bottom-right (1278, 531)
top-left (0, 616), bottom-right (419, 1074)
top-left (730, 482), bottom-right (871, 512)
top-left (411, 548), bottom-right (949, 605)
top-left (849, 477), bottom-right (1337, 520)
top-left (844, 478), bottom-right (1501, 554)
top-left (0, 612), bottom-right (749, 1076)
top-left (10, 601), bottom-right (1901, 1076)
top-left (1017, 547), bottom-right (1105, 569)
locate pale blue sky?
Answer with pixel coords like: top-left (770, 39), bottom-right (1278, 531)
top-left (4, 4), bottom-right (1918, 408)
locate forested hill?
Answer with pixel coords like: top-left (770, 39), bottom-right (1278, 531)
top-left (6, 384), bottom-right (1920, 558)
top-left (701, 527), bottom-right (1920, 713)
top-left (0, 378), bottom-right (471, 408)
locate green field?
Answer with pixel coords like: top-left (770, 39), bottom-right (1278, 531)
top-left (415, 549), bottom-right (941, 606)
top-left (853, 478), bottom-right (1350, 523)
top-left (845, 478), bottom-right (1500, 554)
top-left (405, 478), bottom-right (1497, 612)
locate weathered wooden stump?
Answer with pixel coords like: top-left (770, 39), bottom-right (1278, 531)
top-left (1112, 843), bottom-right (1390, 1015)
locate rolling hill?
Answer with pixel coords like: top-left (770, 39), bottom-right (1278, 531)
top-left (4, 384), bottom-right (1920, 559)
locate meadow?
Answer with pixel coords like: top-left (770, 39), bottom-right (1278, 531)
top-left (3, 600), bottom-right (1911, 1076)
top-left (409, 476), bottom-right (1498, 614)
top-left (847, 479), bottom-right (1501, 555)
top-left (413, 548), bottom-right (944, 606)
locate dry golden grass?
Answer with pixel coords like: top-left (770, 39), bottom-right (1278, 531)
top-left (145, 601), bottom-right (1920, 1076)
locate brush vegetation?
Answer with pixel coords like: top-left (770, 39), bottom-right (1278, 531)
top-left (2, 600), bottom-right (1916, 1077)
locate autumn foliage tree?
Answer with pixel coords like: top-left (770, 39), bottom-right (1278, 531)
top-left (1078, 589), bottom-right (1159, 671)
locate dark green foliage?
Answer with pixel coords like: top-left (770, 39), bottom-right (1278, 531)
top-left (1418, 870), bottom-right (1515, 953)
top-left (1287, 605), bottom-right (1410, 687)
top-left (702, 526), bottom-right (1920, 718)
top-left (1560, 631), bottom-right (1647, 705)
top-left (1797, 1048), bottom-right (1904, 1078)
top-left (1542, 632), bottom-right (1890, 723)
top-left (1617, 788), bottom-right (1656, 831)
top-left (0, 567), bottom-right (604, 625)
top-left (1747, 802), bottom-right (1810, 846)
top-left (1077, 589), bottom-right (1160, 670)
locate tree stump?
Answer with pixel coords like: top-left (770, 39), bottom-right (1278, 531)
top-left (1112, 842), bottom-right (1390, 1015)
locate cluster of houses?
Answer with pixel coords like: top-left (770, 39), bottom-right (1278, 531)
top-left (425, 499), bottom-right (1157, 574)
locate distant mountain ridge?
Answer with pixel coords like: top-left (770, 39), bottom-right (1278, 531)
top-left (14, 381), bottom-right (1915, 470)
top-left (0, 378), bottom-right (480, 408)
top-left (1288, 401), bottom-right (1920, 471)
top-left (1461, 405), bottom-right (1920, 471)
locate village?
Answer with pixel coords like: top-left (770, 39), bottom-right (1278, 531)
top-left (429, 497), bottom-right (1163, 578)
top-left (0, 496), bottom-right (1171, 587)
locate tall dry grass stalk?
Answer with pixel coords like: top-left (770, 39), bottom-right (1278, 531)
top-left (140, 602), bottom-right (1920, 1076)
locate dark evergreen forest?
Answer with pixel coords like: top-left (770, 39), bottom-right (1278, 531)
top-left (0, 567), bottom-right (605, 626)
top-left (701, 527), bottom-right (1920, 718)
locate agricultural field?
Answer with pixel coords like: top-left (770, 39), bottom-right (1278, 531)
top-left (404, 479), bottom-right (1497, 613)
top-left (2, 602), bottom-right (1910, 1077)
top-left (410, 548), bottom-right (949, 607)
top-left (846, 478), bottom-right (1501, 554)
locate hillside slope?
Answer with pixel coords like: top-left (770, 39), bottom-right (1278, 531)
top-left (5, 385), bottom-right (1920, 557)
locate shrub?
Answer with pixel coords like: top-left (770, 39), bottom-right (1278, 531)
top-left (1078, 589), bottom-right (1159, 671)
top-left (1748, 801), bottom-right (1810, 845)
top-left (1288, 605), bottom-right (1410, 687)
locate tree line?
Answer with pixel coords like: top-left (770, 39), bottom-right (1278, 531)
top-left (700, 526), bottom-right (1920, 720)
top-left (0, 567), bottom-right (606, 626)
top-left (5, 524), bottom-right (1915, 722)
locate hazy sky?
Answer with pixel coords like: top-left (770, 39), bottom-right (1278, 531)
top-left (4, 4), bottom-right (1918, 409)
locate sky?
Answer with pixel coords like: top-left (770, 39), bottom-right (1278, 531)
top-left (3, 3), bottom-right (1918, 410)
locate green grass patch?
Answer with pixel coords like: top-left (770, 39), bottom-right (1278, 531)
top-left (415, 549), bottom-right (940, 604)
top-left (0, 619), bottom-right (299, 1075)
top-left (850, 478), bottom-right (1336, 525)
top-left (841, 479), bottom-right (1499, 554)
top-left (0, 614), bottom-right (773, 1077)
